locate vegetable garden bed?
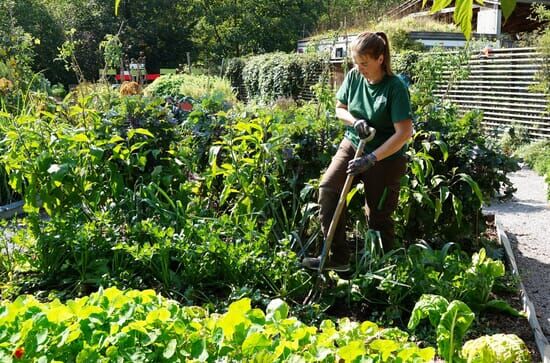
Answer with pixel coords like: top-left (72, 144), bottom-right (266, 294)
top-left (0, 48), bottom-right (542, 361)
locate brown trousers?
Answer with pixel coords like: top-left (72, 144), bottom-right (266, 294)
top-left (319, 138), bottom-right (407, 262)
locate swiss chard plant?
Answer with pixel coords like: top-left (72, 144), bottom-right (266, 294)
top-left (408, 294), bottom-right (475, 363)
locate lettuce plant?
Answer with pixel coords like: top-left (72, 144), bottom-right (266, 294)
top-left (0, 287), bottom-right (436, 362)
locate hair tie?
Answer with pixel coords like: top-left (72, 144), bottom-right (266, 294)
top-left (375, 32), bottom-right (386, 46)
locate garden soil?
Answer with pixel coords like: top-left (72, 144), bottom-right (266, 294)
top-left (484, 165), bottom-right (550, 342)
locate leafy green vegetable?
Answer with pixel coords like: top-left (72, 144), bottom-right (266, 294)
top-left (437, 300), bottom-right (475, 363)
top-left (462, 334), bottom-right (531, 363)
top-left (408, 294), bottom-right (450, 330)
top-left (408, 295), bottom-right (475, 363)
top-left (461, 249), bottom-right (505, 306)
top-left (0, 288), bottom-right (436, 362)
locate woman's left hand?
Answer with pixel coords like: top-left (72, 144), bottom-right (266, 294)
top-left (347, 153), bottom-right (377, 175)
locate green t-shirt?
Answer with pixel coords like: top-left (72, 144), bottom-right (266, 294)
top-left (336, 69), bottom-right (412, 158)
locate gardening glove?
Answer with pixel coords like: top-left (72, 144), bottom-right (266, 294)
top-left (353, 119), bottom-right (372, 139)
top-left (347, 152), bottom-right (377, 176)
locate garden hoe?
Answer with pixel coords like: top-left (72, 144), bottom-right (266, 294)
top-left (304, 127), bottom-right (375, 304)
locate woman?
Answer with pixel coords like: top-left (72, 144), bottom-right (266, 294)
top-left (303, 31), bottom-right (413, 272)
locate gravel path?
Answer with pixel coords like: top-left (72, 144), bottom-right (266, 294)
top-left (484, 166), bottom-right (550, 339)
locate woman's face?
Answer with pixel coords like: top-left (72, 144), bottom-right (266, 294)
top-left (352, 52), bottom-right (384, 80)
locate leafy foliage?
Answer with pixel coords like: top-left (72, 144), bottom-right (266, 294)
top-left (235, 52), bottom-right (325, 102)
top-left (0, 1), bottom-right (45, 98)
top-left (0, 85), bottom-right (347, 304)
top-left (408, 294), bottom-right (475, 363)
top-left (395, 49), bottom-right (519, 243)
top-left (461, 334), bottom-right (531, 363)
top-left (144, 73), bottom-right (236, 107)
top-left (0, 287), bottom-right (436, 362)
top-left (192, 0), bottom-right (322, 63)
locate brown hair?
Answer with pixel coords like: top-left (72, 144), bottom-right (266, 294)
top-left (351, 31), bottom-right (393, 76)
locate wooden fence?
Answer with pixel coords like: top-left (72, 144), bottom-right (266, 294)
top-left (435, 47), bottom-right (550, 139)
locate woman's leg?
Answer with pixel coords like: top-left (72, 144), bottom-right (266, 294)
top-left (362, 156), bottom-right (407, 251)
top-left (317, 139), bottom-right (357, 263)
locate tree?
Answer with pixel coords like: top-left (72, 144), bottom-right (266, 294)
top-left (12, 0), bottom-right (119, 84)
top-left (191, 0), bottom-right (323, 63)
top-left (116, 0), bottom-right (197, 72)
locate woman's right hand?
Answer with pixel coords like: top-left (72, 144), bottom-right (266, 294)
top-left (353, 119), bottom-right (370, 139)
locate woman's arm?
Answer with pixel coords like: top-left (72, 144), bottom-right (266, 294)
top-left (372, 119), bottom-right (413, 161)
top-left (335, 101), bottom-right (358, 126)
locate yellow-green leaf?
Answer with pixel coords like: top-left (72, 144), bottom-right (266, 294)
top-left (129, 128), bottom-right (154, 139)
top-left (360, 321), bottom-right (379, 335)
top-left (370, 339), bottom-right (400, 361)
top-left (103, 287), bottom-right (123, 301)
top-left (501, 0), bottom-right (516, 19)
top-left (47, 306), bottom-right (74, 323)
top-left (338, 340), bottom-right (366, 362)
top-left (453, 0), bottom-right (474, 40)
top-left (146, 308), bottom-right (171, 323)
top-left (242, 332), bottom-right (271, 354)
top-left (108, 135), bottom-right (124, 143)
top-left (430, 0), bottom-right (453, 13)
top-left (70, 133), bottom-right (89, 142)
top-left (122, 320), bottom-right (149, 334)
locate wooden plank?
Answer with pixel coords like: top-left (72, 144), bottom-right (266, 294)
top-left (470, 50), bottom-right (541, 57)
top-left (438, 80), bottom-right (534, 86)
top-left (482, 121), bottom-right (550, 133)
top-left (443, 90), bottom-right (547, 98)
top-left (450, 69), bottom-right (539, 75)
top-left (442, 102), bottom-right (546, 115)
top-left (482, 117), bottom-right (550, 128)
top-left (443, 74), bottom-right (538, 80)
top-left (434, 97), bottom-right (548, 109)
top-left (465, 62), bottom-right (545, 69)
top-left (439, 90), bottom-right (547, 102)
top-left (483, 111), bottom-right (550, 121)
top-left (438, 95), bottom-right (548, 106)
top-left (467, 59), bottom-right (542, 65)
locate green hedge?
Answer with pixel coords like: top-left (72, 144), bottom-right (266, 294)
top-left (225, 52), bottom-right (325, 102)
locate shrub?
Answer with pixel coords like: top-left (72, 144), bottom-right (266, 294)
top-left (394, 49), bottom-right (519, 244)
top-left (144, 73), bottom-right (236, 105)
top-left (229, 52), bottom-right (325, 102)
